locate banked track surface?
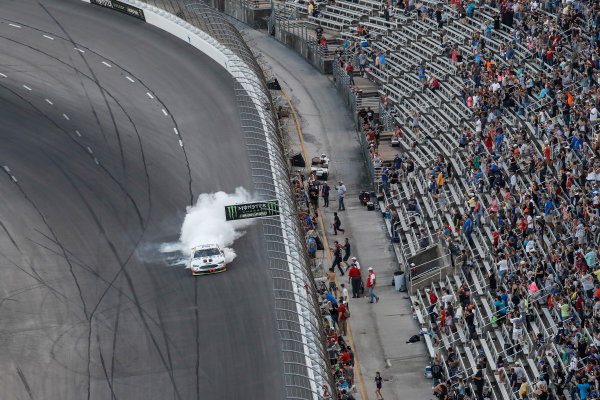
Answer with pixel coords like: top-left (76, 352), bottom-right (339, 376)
top-left (0, 1), bottom-right (285, 399)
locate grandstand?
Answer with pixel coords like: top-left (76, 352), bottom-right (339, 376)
top-left (272, 0), bottom-right (600, 398)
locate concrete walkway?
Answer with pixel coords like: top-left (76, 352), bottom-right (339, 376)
top-left (238, 27), bottom-right (434, 400)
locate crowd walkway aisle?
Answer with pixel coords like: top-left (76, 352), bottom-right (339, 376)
top-left (238, 26), bottom-right (433, 400)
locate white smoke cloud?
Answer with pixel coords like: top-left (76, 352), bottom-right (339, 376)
top-left (161, 187), bottom-right (256, 264)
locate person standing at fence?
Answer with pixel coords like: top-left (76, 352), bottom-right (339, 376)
top-left (336, 181), bottom-right (346, 210)
top-left (321, 182), bottom-right (330, 207)
top-left (346, 61), bottom-right (355, 86)
top-left (338, 298), bottom-right (349, 336)
top-left (358, 50), bottom-right (367, 76)
top-left (367, 267), bottom-right (379, 303)
top-left (348, 262), bottom-right (362, 298)
top-left (327, 267), bottom-right (337, 294)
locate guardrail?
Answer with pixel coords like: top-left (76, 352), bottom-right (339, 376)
top-left (87, 0), bottom-right (335, 398)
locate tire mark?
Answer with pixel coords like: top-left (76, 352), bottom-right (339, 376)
top-left (16, 367), bottom-right (35, 400)
top-left (0, 220), bottom-right (21, 252)
top-left (95, 329), bottom-right (118, 400)
top-left (109, 289), bottom-right (123, 398)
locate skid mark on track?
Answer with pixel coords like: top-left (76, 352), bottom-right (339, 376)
top-left (16, 367), bottom-right (35, 400)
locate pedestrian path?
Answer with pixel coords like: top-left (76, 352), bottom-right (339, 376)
top-left (237, 25), bottom-right (433, 400)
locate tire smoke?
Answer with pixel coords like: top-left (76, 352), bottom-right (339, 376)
top-left (161, 187), bottom-right (255, 263)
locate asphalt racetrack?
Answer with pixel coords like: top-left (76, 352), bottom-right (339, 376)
top-left (0, 1), bottom-right (285, 399)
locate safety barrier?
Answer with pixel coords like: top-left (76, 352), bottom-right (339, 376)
top-left (82, 0), bottom-right (335, 398)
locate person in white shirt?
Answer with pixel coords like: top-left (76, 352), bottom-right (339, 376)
top-left (340, 283), bottom-right (349, 303)
top-left (590, 106), bottom-right (598, 122)
top-left (336, 181), bottom-right (346, 211)
top-left (497, 256), bottom-right (509, 283)
top-left (575, 222), bottom-right (586, 245)
top-left (510, 314), bottom-right (524, 344)
top-left (582, 272), bottom-right (595, 297)
top-left (351, 256), bottom-right (361, 270)
top-left (525, 239), bottom-right (536, 253)
top-left (320, 153), bottom-right (329, 166)
top-left (441, 290), bottom-right (454, 310)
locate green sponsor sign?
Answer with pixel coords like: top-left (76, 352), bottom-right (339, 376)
top-left (91, 0), bottom-right (146, 21)
top-left (225, 201), bottom-right (280, 221)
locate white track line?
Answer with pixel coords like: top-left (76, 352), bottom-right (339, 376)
top-left (173, 128), bottom-right (179, 135)
top-left (9, 23), bottom-right (21, 28)
top-left (146, 92), bottom-right (154, 99)
top-left (11, 176), bottom-right (18, 183)
top-left (161, 109), bottom-right (168, 116)
top-left (23, 85), bottom-right (32, 91)
top-left (3, 166), bottom-right (10, 173)
top-left (43, 34), bottom-right (54, 40)
top-left (102, 61), bottom-right (112, 68)
top-left (74, 47), bottom-right (85, 53)
top-left (63, 114), bottom-right (70, 121)
top-left (0, 73), bottom-right (7, 78)
top-left (125, 76), bottom-right (135, 83)
top-left (94, 157), bottom-right (99, 165)
top-left (87, 147), bottom-right (93, 154)
top-left (75, 130), bottom-right (82, 137)
top-left (178, 140), bottom-right (183, 147)
top-left (45, 99), bottom-right (53, 105)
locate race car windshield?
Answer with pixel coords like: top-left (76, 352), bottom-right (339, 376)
top-left (193, 249), bottom-right (221, 258)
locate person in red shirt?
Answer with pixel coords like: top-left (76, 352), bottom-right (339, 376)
top-left (575, 292), bottom-right (585, 322)
top-left (339, 350), bottom-right (351, 364)
top-left (367, 267), bottom-right (379, 303)
top-left (427, 289), bottom-right (438, 321)
top-left (545, 48), bottom-right (555, 66)
top-left (348, 264), bottom-right (362, 298)
top-left (327, 326), bottom-right (338, 345)
top-left (346, 62), bottom-right (355, 86)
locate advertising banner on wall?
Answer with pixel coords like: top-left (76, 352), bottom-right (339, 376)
top-left (91, 0), bottom-right (146, 21)
top-left (224, 201), bottom-right (280, 221)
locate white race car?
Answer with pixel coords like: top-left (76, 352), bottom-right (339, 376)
top-left (190, 244), bottom-right (227, 276)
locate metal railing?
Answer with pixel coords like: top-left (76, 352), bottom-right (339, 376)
top-left (118, 1), bottom-right (335, 398)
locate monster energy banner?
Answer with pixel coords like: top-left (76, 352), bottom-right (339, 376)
top-left (90, 0), bottom-right (146, 21)
top-left (225, 201), bottom-right (280, 221)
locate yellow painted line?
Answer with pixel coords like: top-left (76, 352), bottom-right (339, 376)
top-left (281, 86), bottom-right (369, 400)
